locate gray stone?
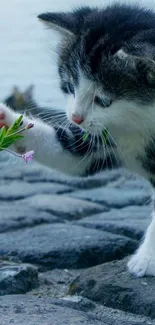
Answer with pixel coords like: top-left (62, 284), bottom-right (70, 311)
top-left (34, 268), bottom-right (81, 299)
top-left (0, 180), bottom-right (72, 200)
top-left (114, 177), bottom-right (151, 190)
top-left (51, 296), bottom-right (154, 325)
top-left (69, 257), bottom-right (155, 319)
top-left (16, 194), bottom-right (106, 220)
top-left (0, 161), bottom-right (38, 181)
top-left (0, 205), bottom-right (58, 233)
top-left (77, 205), bottom-right (151, 240)
top-left (0, 295), bottom-right (103, 325)
top-left (0, 261), bottom-right (38, 295)
top-left (0, 163), bottom-right (128, 189)
top-left (22, 167), bottom-right (125, 189)
top-left (69, 186), bottom-right (152, 208)
top-left (0, 295), bottom-right (153, 325)
top-left (0, 224), bottom-right (136, 269)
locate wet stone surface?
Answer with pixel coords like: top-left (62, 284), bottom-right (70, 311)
top-left (68, 257), bottom-right (155, 319)
top-left (0, 224), bottom-right (136, 270)
top-left (0, 261), bottom-right (38, 295)
top-left (0, 161), bottom-right (154, 324)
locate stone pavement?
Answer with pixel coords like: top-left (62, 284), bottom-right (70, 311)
top-left (0, 155), bottom-right (155, 324)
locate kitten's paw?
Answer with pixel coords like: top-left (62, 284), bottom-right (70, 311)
top-left (128, 249), bottom-right (155, 277)
top-left (0, 103), bottom-right (17, 128)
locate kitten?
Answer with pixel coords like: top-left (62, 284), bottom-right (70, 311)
top-left (1, 3), bottom-right (155, 277)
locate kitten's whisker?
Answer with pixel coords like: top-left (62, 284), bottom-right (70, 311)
top-left (95, 128), bottom-right (107, 172)
top-left (98, 129), bottom-right (113, 170)
top-left (36, 111), bottom-right (66, 117)
top-left (89, 133), bottom-right (97, 172)
top-left (66, 132), bottom-right (91, 151)
top-left (42, 115), bottom-right (67, 124)
top-left (107, 133), bottom-right (121, 169)
top-left (41, 118), bottom-right (67, 128)
top-left (105, 130), bottom-right (125, 166)
top-left (97, 120), bottom-right (127, 165)
top-left (94, 132), bottom-right (101, 172)
top-left (74, 134), bottom-right (93, 170)
top-left (54, 120), bottom-right (72, 136)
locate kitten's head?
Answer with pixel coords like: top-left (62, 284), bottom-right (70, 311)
top-left (39, 5), bottom-right (155, 137)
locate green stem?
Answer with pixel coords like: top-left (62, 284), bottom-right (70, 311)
top-left (6, 126), bottom-right (27, 138)
top-left (2, 148), bottom-right (22, 158)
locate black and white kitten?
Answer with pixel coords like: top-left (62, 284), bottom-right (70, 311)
top-left (1, 3), bottom-right (155, 277)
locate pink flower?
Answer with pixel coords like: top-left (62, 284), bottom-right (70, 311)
top-left (22, 150), bottom-right (34, 163)
top-left (26, 123), bottom-right (34, 130)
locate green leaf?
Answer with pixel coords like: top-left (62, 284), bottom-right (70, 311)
top-left (0, 134), bottom-right (24, 149)
top-left (102, 129), bottom-right (108, 144)
top-left (6, 115), bottom-right (23, 136)
top-left (82, 132), bottom-right (89, 142)
top-left (0, 126), bottom-right (7, 146)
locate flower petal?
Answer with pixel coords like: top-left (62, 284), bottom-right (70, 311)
top-left (22, 150), bottom-right (34, 163)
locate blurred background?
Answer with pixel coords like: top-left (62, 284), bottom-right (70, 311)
top-left (0, 0), bottom-right (154, 110)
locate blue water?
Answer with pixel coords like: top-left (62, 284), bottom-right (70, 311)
top-left (0, 0), bottom-right (153, 109)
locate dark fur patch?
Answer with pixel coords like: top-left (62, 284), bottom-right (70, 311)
top-left (149, 178), bottom-right (155, 187)
top-left (54, 123), bottom-right (121, 175)
top-left (85, 154), bottom-right (122, 176)
top-left (55, 124), bottom-right (96, 156)
top-left (141, 138), bottom-right (155, 175)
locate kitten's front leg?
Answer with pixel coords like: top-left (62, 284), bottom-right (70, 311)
top-left (0, 103), bottom-right (91, 175)
top-left (0, 103), bottom-right (110, 176)
top-left (128, 210), bottom-right (155, 277)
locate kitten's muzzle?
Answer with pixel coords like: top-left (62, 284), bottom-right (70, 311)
top-left (72, 114), bottom-right (84, 125)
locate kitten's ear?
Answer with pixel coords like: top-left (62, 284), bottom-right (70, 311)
top-left (38, 13), bottom-right (74, 37)
top-left (116, 49), bottom-right (155, 87)
top-left (38, 7), bottom-right (93, 37)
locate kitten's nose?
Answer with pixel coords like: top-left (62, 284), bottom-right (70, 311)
top-left (72, 114), bottom-right (84, 125)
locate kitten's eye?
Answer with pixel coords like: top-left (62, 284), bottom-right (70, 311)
top-left (61, 82), bottom-right (75, 96)
top-left (94, 96), bottom-right (112, 108)
top-left (67, 82), bottom-right (75, 95)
